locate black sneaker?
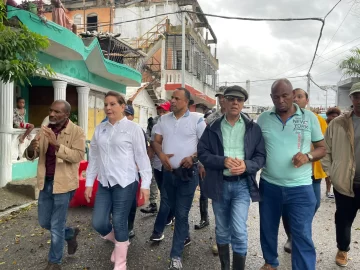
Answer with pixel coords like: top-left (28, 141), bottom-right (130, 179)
top-left (166, 217), bottom-right (174, 226)
top-left (168, 257), bottom-right (182, 270)
top-left (128, 230), bottom-right (135, 239)
top-left (184, 237), bottom-right (191, 247)
top-left (150, 232), bottom-right (164, 242)
top-left (66, 228), bottom-right (80, 255)
top-left (140, 203), bottom-right (158, 214)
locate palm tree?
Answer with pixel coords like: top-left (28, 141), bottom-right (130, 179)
top-left (339, 48), bottom-right (360, 78)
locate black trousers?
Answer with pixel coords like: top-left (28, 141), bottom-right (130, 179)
top-left (334, 185), bottom-right (360, 251)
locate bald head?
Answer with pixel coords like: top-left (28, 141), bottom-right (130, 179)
top-left (271, 79), bottom-right (293, 94)
top-left (270, 78), bottom-right (294, 113)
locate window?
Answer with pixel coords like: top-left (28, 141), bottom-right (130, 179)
top-left (73, 14), bottom-right (82, 26)
top-left (176, 50), bottom-right (189, 70)
top-left (87, 13), bottom-right (98, 32)
top-left (155, 4), bottom-right (165, 21)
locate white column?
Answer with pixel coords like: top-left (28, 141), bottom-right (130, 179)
top-left (0, 81), bottom-right (14, 187)
top-left (77, 86), bottom-right (90, 136)
top-left (53, 80), bottom-right (67, 101)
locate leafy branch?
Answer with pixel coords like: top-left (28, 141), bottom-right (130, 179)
top-left (0, 2), bottom-right (55, 85)
top-left (339, 48), bottom-right (360, 78)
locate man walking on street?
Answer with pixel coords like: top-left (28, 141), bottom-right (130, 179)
top-left (321, 82), bottom-right (360, 268)
top-left (198, 85), bottom-right (266, 270)
top-left (206, 86), bottom-right (226, 124)
top-left (257, 79), bottom-right (326, 270)
top-left (281, 88), bottom-right (328, 254)
top-left (25, 100), bottom-right (86, 270)
top-left (152, 88), bottom-right (206, 270)
top-left (141, 102), bottom-right (171, 215)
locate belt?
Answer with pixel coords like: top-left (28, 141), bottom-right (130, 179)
top-left (223, 175), bottom-right (247, 182)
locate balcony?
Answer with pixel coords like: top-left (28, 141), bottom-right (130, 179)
top-left (163, 70), bottom-right (216, 106)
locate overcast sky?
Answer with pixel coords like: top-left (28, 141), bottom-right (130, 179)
top-left (198, 0), bottom-right (360, 107)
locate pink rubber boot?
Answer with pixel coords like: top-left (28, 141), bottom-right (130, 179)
top-left (101, 229), bottom-right (116, 263)
top-left (113, 240), bottom-right (130, 270)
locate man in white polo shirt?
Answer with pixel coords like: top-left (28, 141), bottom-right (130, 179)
top-left (257, 79), bottom-right (326, 270)
top-left (152, 87), bottom-right (206, 270)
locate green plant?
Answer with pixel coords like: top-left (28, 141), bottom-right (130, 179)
top-left (70, 111), bottom-right (78, 124)
top-left (339, 48), bottom-right (360, 78)
top-left (0, 1), bottom-right (54, 85)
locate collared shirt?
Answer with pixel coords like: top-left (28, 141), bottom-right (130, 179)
top-left (156, 110), bottom-right (206, 169)
top-left (206, 110), bottom-right (224, 125)
top-left (257, 103), bottom-right (323, 187)
top-left (150, 124), bottom-right (162, 171)
top-left (221, 115), bottom-right (246, 176)
top-left (45, 119), bottom-right (69, 176)
top-left (86, 117), bottom-right (152, 189)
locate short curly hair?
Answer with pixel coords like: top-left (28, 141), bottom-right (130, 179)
top-left (326, 107), bottom-right (341, 116)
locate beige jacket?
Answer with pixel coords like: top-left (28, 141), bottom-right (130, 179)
top-left (321, 111), bottom-right (355, 197)
top-left (25, 120), bottom-right (85, 194)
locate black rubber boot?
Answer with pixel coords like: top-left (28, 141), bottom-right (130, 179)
top-left (233, 253), bottom-right (246, 270)
top-left (282, 215), bottom-right (292, 254)
top-left (217, 243), bottom-right (230, 270)
top-left (194, 199), bottom-right (209, 230)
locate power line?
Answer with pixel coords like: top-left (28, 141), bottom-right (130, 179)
top-left (218, 75), bottom-right (306, 84)
top-left (307, 0), bottom-right (342, 73)
top-left (318, 0), bottom-right (354, 57)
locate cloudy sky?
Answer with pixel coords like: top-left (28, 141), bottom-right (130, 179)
top-left (197, 0), bottom-right (360, 106)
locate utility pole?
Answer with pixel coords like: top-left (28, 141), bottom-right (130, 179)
top-left (307, 73), bottom-right (311, 108)
top-left (181, 11), bottom-right (186, 88)
top-left (325, 89), bottom-right (328, 109)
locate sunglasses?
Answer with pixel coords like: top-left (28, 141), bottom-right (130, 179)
top-left (225, 96), bottom-right (245, 103)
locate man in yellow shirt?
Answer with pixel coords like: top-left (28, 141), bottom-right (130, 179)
top-left (282, 88), bottom-right (327, 254)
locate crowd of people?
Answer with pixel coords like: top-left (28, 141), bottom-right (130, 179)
top-left (23, 79), bottom-right (360, 270)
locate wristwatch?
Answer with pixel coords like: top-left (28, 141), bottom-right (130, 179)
top-left (192, 155), bottom-right (199, 163)
top-left (306, 153), bottom-right (314, 162)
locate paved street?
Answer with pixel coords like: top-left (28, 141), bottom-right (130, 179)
top-left (0, 181), bottom-right (360, 270)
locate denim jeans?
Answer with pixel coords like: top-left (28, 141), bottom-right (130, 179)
top-left (312, 177), bottom-right (321, 213)
top-left (92, 182), bottom-right (137, 242)
top-left (162, 168), bottom-right (198, 258)
top-left (153, 169), bottom-right (174, 234)
top-left (128, 196), bottom-right (137, 232)
top-left (212, 179), bottom-right (250, 256)
top-left (38, 179), bottom-right (75, 264)
top-left (259, 179), bottom-right (316, 270)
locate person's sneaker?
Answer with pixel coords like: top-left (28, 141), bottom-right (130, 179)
top-left (284, 238), bottom-right (291, 254)
top-left (211, 244), bottom-right (219, 255)
top-left (150, 232), bottom-right (164, 242)
top-left (128, 230), bottom-right (135, 239)
top-left (260, 263), bottom-right (277, 270)
top-left (140, 203), bottom-right (158, 214)
top-left (166, 217), bottom-right (174, 226)
top-left (336, 250), bottom-right (348, 267)
top-left (168, 257), bottom-right (183, 270)
top-left (326, 192), bottom-right (335, 198)
top-left (66, 228), bottom-right (80, 255)
top-left (184, 237), bottom-right (191, 247)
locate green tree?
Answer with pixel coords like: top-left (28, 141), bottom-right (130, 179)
top-left (339, 48), bottom-right (360, 78)
top-left (0, 2), bottom-right (54, 85)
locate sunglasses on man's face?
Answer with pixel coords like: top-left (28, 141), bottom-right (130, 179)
top-left (225, 96), bottom-right (245, 103)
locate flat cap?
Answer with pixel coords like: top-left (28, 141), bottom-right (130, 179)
top-left (215, 86), bottom-right (227, 97)
top-left (224, 85), bottom-right (248, 101)
top-left (349, 82), bottom-right (360, 96)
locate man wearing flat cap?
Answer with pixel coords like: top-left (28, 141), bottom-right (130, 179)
top-left (206, 86), bottom-right (227, 125)
top-left (322, 82), bottom-right (360, 267)
top-left (198, 85), bottom-right (266, 270)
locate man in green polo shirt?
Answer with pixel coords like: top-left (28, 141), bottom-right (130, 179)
top-left (256, 79), bottom-right (326, 270)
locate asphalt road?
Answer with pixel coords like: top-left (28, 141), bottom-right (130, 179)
top-left (0, 181), bottom-right (359, 270)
